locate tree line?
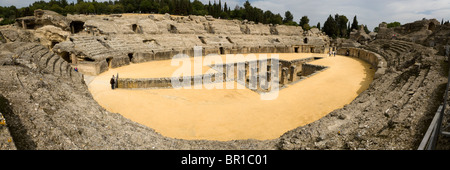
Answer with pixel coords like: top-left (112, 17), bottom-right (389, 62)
top-left (1, 0), bottom-right (382, 39)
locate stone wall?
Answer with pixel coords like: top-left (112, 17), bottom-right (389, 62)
top-left (109, 55), bottom-right (130, 68)
top-left (301, 63), bottom-right (327, 77)
top-left (337, 47), bottom-right (386, 79)
top-left (116, 55), bottom-right (329, 89)
top-left (46, 13), bottom-right (331, 76)
top-left (76, 60), bottom-right (108, 76)
top-left (117, 73), bottom-right (227, 89)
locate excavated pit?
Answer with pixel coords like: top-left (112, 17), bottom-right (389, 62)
top-left (88, 53), bottom-right (375, 141)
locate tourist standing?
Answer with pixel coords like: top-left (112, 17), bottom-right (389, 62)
top-left (110, 75), bottom-right (115, 90)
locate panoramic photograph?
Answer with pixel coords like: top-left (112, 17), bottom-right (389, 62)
top-left (0, 0), bottom-right (449, 163)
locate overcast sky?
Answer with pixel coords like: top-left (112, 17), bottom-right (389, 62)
top-left (1, 0), bottom-right (449, 31)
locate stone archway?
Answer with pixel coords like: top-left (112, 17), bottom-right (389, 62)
top-left (70, 21), bottom-right (85, 34)
top-left (428, 22), bottom-right (436, 31)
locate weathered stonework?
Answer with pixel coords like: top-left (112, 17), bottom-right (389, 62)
top-left (2, 9), bottom-right (449, 150)
top-left (19, 13), bottom-right (332, 76)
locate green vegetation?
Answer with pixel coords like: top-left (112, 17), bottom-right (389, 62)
top-left (0, 0), bottom-right (369, 39)
top-left (373, 21), bottom-right (401, 32)
top-left (323, 14), bottom-right (355, 38)
top-left (0, 0), bottom-right (292, 26)
top-left (387, 21), bottom-right (401, 28)
top-left (299, 16), bottom-right (310, 30)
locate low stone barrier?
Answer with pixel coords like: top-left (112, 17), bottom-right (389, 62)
top-left (117, 73), bottom-right (227, 89)
top-left (301, 63), bottom-right (328, 77)
top-left (337, 47), bottom-right (387, 79)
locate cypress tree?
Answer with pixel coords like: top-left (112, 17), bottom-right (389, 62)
top-left (351, 15), bottom-right (358, 31)
top-left (323, 15), bottom-right (338, 38)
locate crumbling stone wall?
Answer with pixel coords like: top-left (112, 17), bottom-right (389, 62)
top-left (37, 13), bottom-right (330, 76)
top-left (337, 47), bottom-right (387, 79)
top-left (301, 63), bottom-right (327, 77)
top-left (117, 73), bottom-right (228, 89)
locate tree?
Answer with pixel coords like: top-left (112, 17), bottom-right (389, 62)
top-left (111, 4), bottom-right (124, 14)
top-left (192, 0), bottom-right (206, 15)
top-left (95, 2), bottom-right (108, 14)
top-left (351, 15), bottom-right (359, 31)
top-left (253, 7), bottom-right (263, 23)
top-left (364, 25), bottom-right (370, 34)
top-left (75, 2), bottom-right (89, 14)
top-left (159, 5), bottom-right (169, 14)
top-left (87, 3), bottom-right (95, 14)
top-left (140, 0), bottom-right (152, 13)
top-left (61, 0), bottom-right (69, 7)
top-left (316, 22), bottom-right (321, 30)
top-left (335, 14), bottom-right (348, 38)
top-left (243, 0), bottom-right (253, 21)
top-left (386, 21), bottom-right (401, 28)
top-left (272, 13), bottom-right (283, 25)
top-left (347, 22), bottom-right (351, 35)
top-left (125, 4), bottom-right (134, 13)
top-left (50, 4), bottom-right (64, 14)
top-left (323, 15), bottom-right (338, 38)
top-left (262, 10), bottom-right (273, 24)
top-left (373, 27), bottom-right (379, 33)
top-left (299, 16), bottom-right (310, 30)
top-left (283, 11), bottom-right (293, 24)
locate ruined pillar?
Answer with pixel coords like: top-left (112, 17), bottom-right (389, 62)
top-left (244, 61), bottom-right (249, 83)
top-left (289, 65), bottom-right (297, 82)
top-left (280, 67), bottom-right (288, 85)
top-left (22, 20), bottom-right (27, 29)
top-left (249, 67), bottom-right (258, 89)
top-left (71, 53), bottom-right (78, 64)
top-left (266, 64), bottom-right (272, 82)
top-left (278, 63), bottom-right (283, 83)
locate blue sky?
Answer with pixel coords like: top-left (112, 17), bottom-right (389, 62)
top-left (1, 0), bottom-right (449, 31)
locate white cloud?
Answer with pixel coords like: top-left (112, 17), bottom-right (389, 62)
top-left (252, 0), bottom-right (450, 31)
top-left (0, 0), bottom-right (36, 7)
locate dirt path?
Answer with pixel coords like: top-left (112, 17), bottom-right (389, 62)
top-left (88, 53), bottom-right (374, 141)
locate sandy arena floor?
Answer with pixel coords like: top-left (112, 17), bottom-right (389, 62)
top-left (88, 53), bottom-right (374, 141)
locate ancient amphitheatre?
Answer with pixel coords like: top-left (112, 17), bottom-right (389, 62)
top-left (0, 9), bottom-right (449, 150)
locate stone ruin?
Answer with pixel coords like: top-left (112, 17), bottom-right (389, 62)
top-left (376, 18), bottom-right (450, 56)
top-left (349, 25), bottom-right (372, 45)
top-left (10, 10), bottom-right (331, 76)
top-left (1, 9), bottom-right (450, 150)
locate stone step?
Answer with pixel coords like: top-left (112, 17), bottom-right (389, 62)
top-left (53, 57), bottom-right (64, 76)
top-left (19, 45), bottom-right (42, 60)
top-left (39, 52), bottom-right (53, 68)
top-left (390, 44), bottom-right (408, 53)
top-left (385, 49), bottom-right (398, 57)
top-left (389, 47), bottom-right (404, 56)
top-left (31, 48), bottom-right (49, 63)
top-left (393, 41), bottom-right (413, 50)
top-left (29, 45), bottom-right (46, 54)
top-left (400, 76), bottom-right (416, 94)
top-left (66, 64), bottom-right (73, 78)
top-left (70, 69), bottom-right (83, 83)
top-left (60, 61), bottom-right (69, 77)
top-left (45, 55), bottom-right (59, 74)
top-left (14, 43), bottom-right (39, 56)
top-left (391, 41), bottom-right (411, 49)
top-left (408, 68), bottom-right (428, 92)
